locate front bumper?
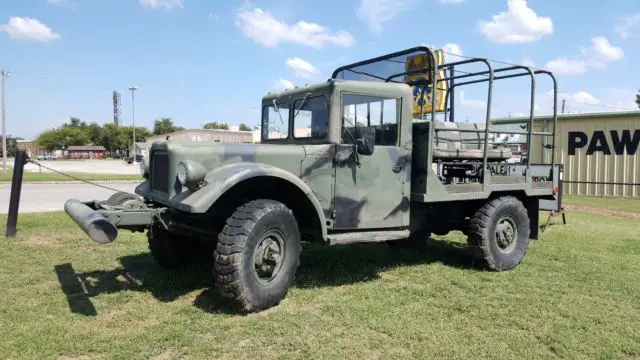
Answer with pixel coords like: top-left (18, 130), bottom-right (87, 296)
top-left (64, 198), bottom-right (161, 244)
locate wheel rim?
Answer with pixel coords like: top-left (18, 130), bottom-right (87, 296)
top-left (495, 216), bottom-right (518, 253)
top-left (253, 229), bottom-right (285, 285)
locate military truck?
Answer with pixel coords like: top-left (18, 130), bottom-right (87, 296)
top-left (65, 46), bottom-right (560, 313)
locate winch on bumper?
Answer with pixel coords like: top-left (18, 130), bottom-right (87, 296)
top-left (64, 195), bottom-right (161, 244)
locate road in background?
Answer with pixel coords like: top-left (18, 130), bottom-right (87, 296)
top-left (23, 159), bottom-right (140, 175)
top-left (0, 182), bottom-right (141, 214)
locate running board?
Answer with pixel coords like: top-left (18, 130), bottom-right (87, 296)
top-left (327, 230), bottom-right (411, 246)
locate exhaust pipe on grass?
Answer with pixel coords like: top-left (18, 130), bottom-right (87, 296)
top-left (64, 199), bottom-right (118, 244)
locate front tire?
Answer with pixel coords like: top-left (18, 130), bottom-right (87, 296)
top-left (214, 199), bottom-right (301, 313)
top-left (467, 196), bottom-right (530, 271)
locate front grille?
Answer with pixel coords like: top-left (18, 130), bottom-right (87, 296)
top-left (150, 151), bottom-right (170, 194)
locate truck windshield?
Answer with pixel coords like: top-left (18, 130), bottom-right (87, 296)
top-left (262, 100), bottom-right (290, 140)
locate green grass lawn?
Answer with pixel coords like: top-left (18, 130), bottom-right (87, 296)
top-left (0, 171), bottom-right (143, 182)
top-left (565, 195), bottom-right (640, 214)
top-left (0, 204), bottom-right (639, 359)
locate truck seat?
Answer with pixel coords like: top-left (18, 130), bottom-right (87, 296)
top-left (432, 121), bottom-right (512, 161)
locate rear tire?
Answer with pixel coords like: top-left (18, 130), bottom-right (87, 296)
top-left (214, 199), bottom-right (301, 313)
top-left (467, 196), bottom-right (530, 271)
top-left (147, 224), bottom-right (202, 269)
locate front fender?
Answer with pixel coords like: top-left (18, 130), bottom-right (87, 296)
top-left (175, 162), bottom-right (328, 239)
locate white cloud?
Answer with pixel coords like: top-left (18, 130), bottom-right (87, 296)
top-left (544, 58), bottom-right (589, 75)
top-left (439, 0), bottom-right (465, 3)
top-left (286, 57), bottom-right (319, 79)
top-left (0, 17), bottom-right (61, 42)
top-left (544, 36), bottom-right (624, 75)
top-left (553, 90), bottom-right (600, 105)
top-left (273, 79), bottom-right (294, 91)
top-left (441, 42), bottom-right (464, 62)
top-left (459, 90), bottom-right (486, 110)
top-left (235, 2), bottom-right (355, 48)
top-left (442, 42), bottom-right (463, 56)
top-left (357, 0), bottom-right (417, 34)
top-left (580, 36), bottom-right (624, 62)
top-left (614, 12), bottom-right (640, 39)
top-left (140, 0), bottom-right (183, 10)
top-left (478, 0), bottom-right (553, 44)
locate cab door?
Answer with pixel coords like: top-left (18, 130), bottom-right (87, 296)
top-left (332, 93), bottom-right (411, 230)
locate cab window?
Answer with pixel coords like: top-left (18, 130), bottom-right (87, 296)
top-left (341, 94), bottom-right (399, 146)
top-left (293, 96), bottom-right (328, 139)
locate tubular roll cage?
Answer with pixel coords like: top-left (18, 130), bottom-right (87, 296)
top-left (331, 46), bottom-right (559, 182)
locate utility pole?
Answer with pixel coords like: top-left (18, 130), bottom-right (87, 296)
top-left (561, 99), bottom-right (566, 114)
top-left (128, 86), bottom-right (137, 163)
top-left (1, 69), bottom-right (11, 176)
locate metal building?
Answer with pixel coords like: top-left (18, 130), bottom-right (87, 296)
top-left (496, 110), bottom-right (640, 198)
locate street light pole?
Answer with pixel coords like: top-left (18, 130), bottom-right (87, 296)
top-left (1, 69), bottom-right (11, 176)
top-left (128, 85), bottom-right (137, 163)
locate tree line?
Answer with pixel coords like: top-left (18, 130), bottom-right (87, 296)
top-left (36, 117), bottom-right (183, 153)
top-left (35, 117), bottom-right (254, 153)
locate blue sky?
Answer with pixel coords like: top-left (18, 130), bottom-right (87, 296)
top-left (1, 0), bottom-right (639, 139)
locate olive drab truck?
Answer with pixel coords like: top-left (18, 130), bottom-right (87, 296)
top-left (64, 46), bottom-right (561, 313)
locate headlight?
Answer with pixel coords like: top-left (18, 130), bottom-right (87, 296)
top-left (176, 160), bottom-right (207, 188)
top-left (177, 162), bottom-right (188, 185)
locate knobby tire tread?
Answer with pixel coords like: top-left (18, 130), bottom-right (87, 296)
top-left (214, 199), bottom-right (301, 313)
top-left (467, 196), bottom-right (529, 271)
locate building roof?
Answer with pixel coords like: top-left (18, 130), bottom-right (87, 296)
top-left (493, 110), bottom-right (640, 123)
top-left (67, 145), bottom-right (106, 151)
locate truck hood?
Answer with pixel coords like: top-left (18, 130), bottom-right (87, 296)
top-left (147, 140), bottom-right (308, 198)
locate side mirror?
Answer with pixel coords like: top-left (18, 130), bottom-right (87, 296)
top-left (356, 126), bottom-right (375, 155)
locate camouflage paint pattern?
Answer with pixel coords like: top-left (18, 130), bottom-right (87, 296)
top-left (117, 78), bottom-right (555, 242)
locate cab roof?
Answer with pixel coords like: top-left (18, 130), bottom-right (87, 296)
top-left (261, 79), bottom-right (412, 103)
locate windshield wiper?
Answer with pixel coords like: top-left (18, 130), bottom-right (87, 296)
top-left (272, 99), bottom-right (285, 126)
top-left (293, 92), bottom-right (311, 118)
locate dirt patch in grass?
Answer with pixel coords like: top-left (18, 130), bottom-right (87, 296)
top-left (21, 234), bottom-right (67, 247)
top-left (565, 204), bottom-right (640, 220)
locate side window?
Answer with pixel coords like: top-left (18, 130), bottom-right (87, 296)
top-left (341, 94), bottom-right (399, 146)
top-left (293, 96), bottom-right (328, 139)
top-left (262, 102), bottom-right (290, 140)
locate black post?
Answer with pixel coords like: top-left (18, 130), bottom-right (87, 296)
top-left (6, 150), bottom-right (28, 238)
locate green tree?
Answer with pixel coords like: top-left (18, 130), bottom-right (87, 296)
top-left (4, 135), bottom-right (23, 157)
top-left (87, 122), bottom-right (102, 145)
top-left (63, 117), bottom-right (88, 129)
top-left (239, 123), bottom-right (251, 131)
top-left (99, 123), bottom-right (122, 153)
top-left (153, 117), bottom-right (184, 135)
top-left (121, 126), bottom-right (152, 144)
top-left (203, 121), bottom-right (229, 130)
top-left (37, 127), bottom-right (90, 151)
top-left (636, 90), bottom-right (639, 109)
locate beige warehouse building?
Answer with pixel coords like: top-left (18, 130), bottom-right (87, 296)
top-left (497, 110), bottom-right (640, 198)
